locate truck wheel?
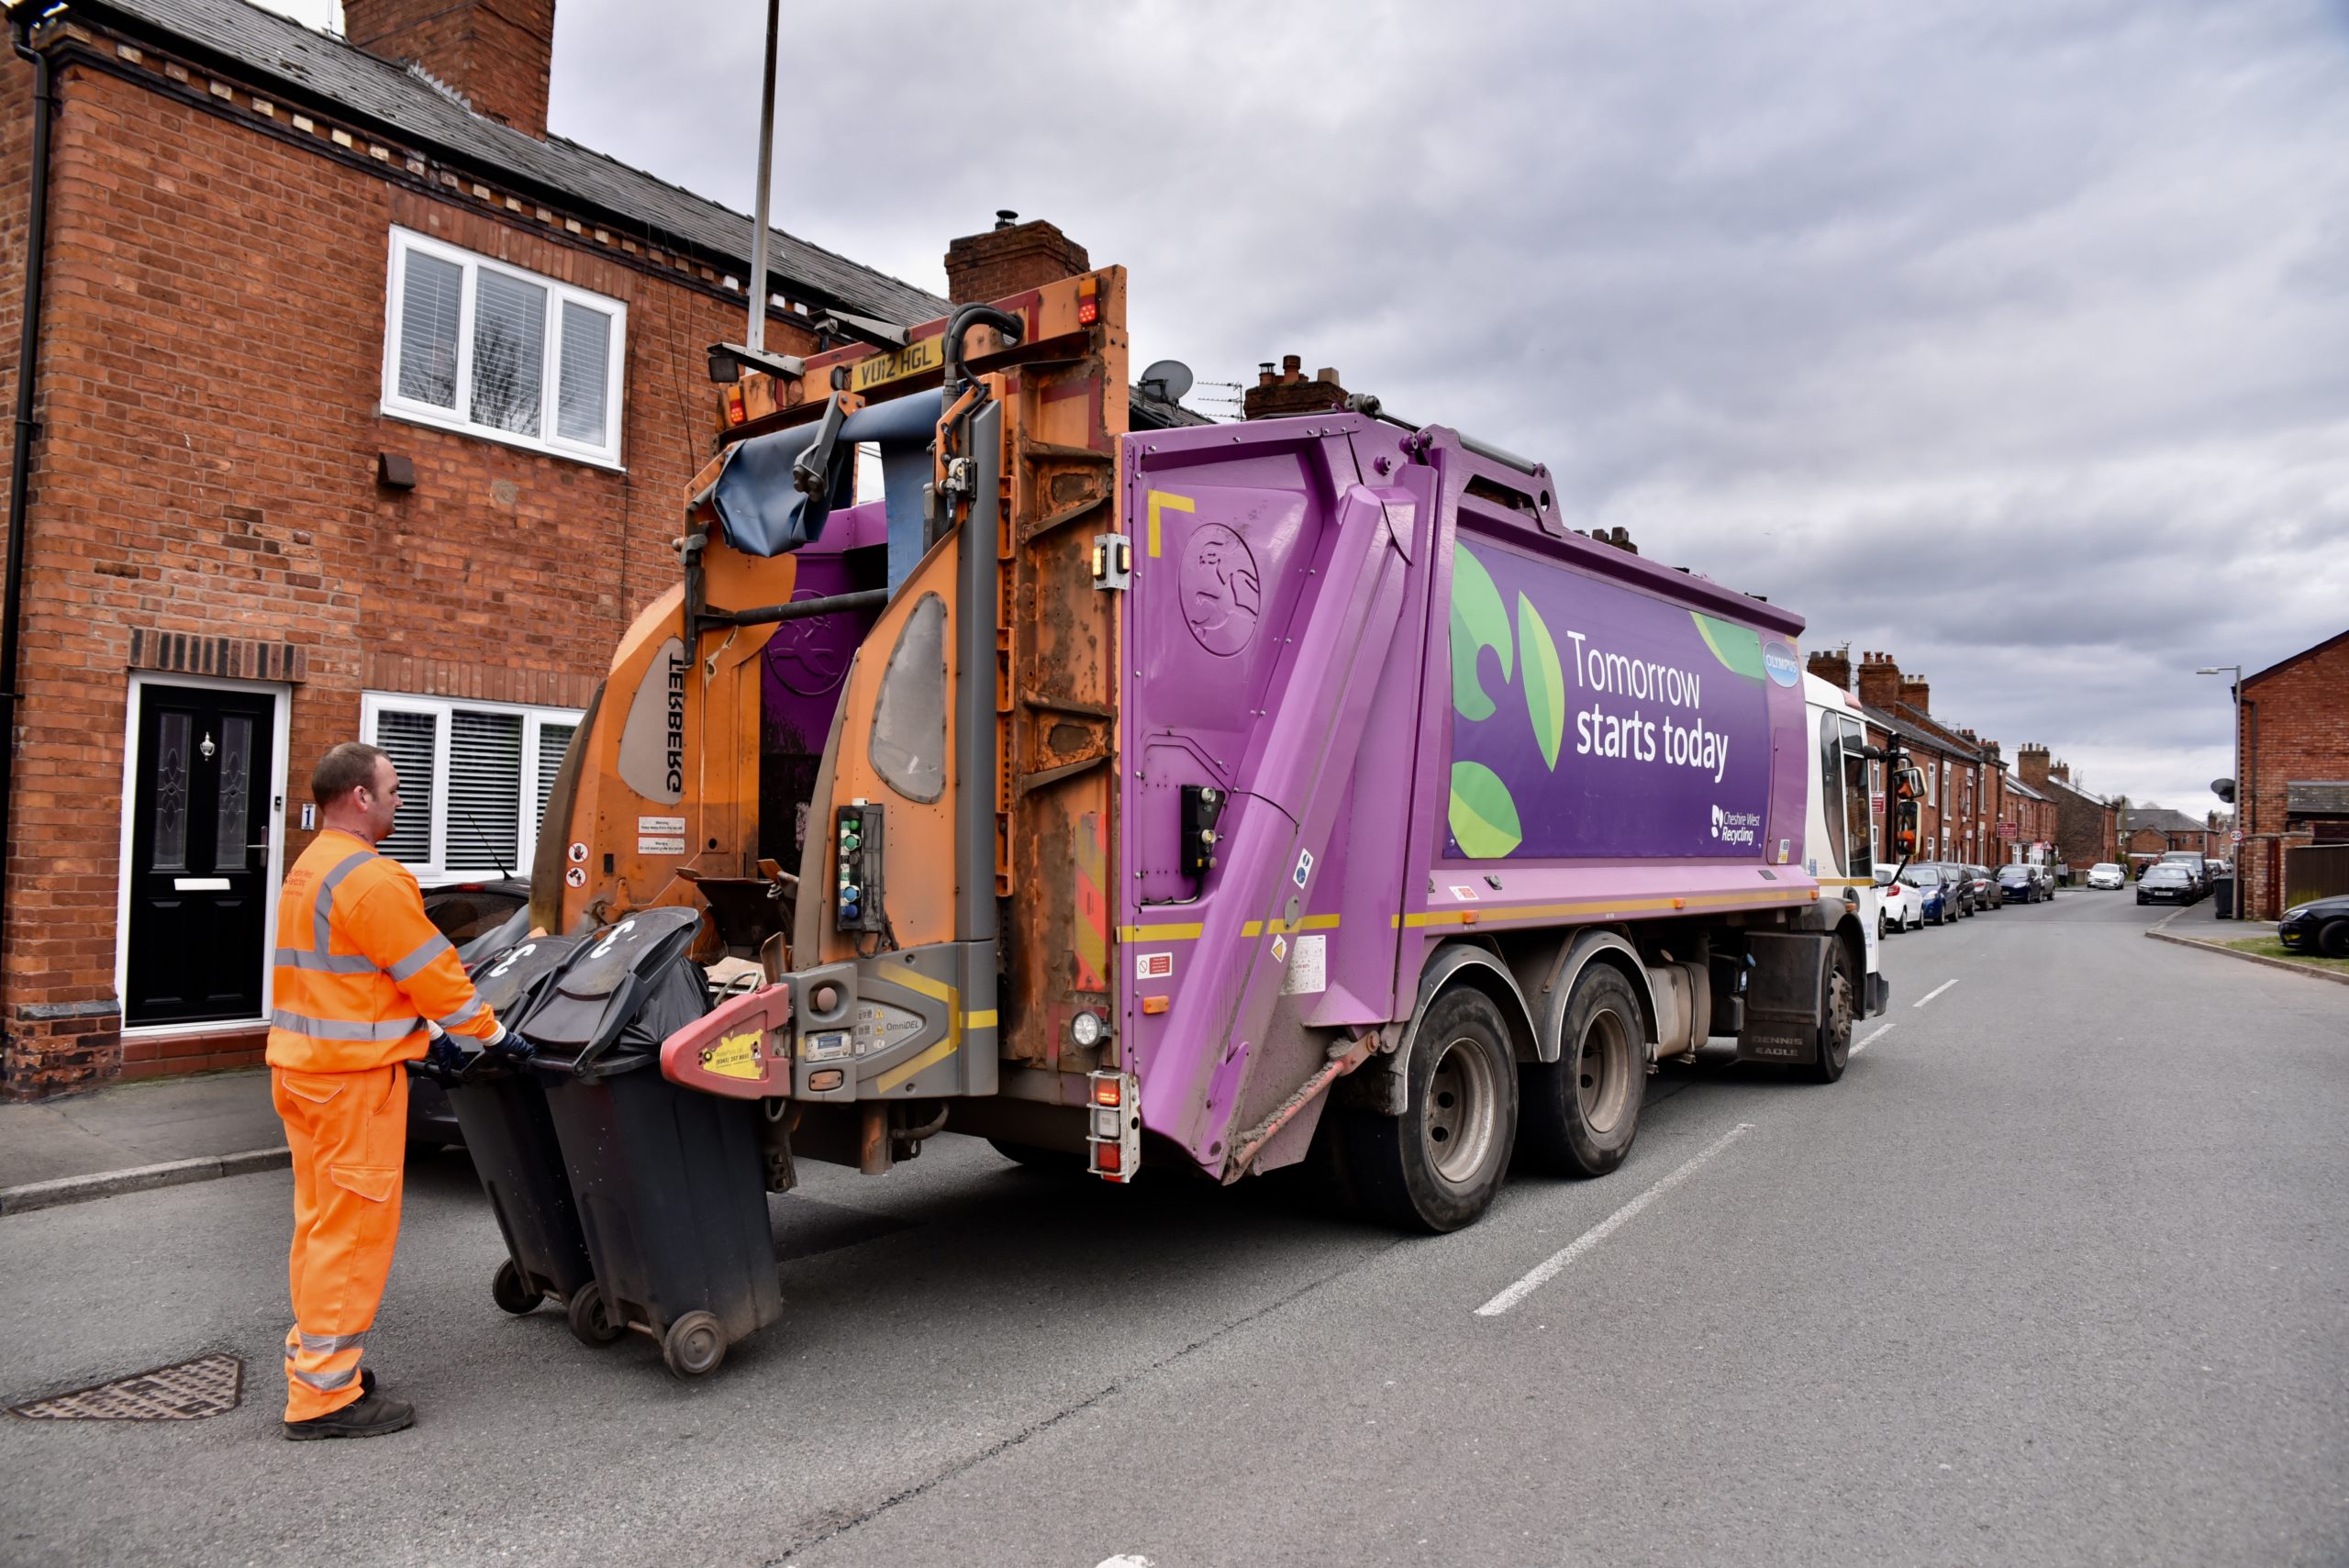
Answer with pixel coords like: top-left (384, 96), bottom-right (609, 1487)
top-left (1809, 945), bottom-right (1854, 1084)
top-left (1520, 965), bottom-right (1645, 1178)
top-left (1343, 986), bottom-right (1517, 1233)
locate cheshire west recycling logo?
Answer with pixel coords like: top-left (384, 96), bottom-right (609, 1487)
top-left (1711, 805), bottom-right (1759, 846)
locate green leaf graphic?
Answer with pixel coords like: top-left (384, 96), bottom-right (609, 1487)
top-left (1691, 612), bottom-right (1766, 680)
top-left (1449, 545), bottom-right (1513, 720)
top-left (1518, 594), bottom-right (1564, 769)
top-left (1449, 762), bottom-right (1523, 859)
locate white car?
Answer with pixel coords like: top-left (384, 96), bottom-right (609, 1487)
top-left (1875, 865), bottom-right (1922, 932)
top-left (2087, 862), bottom-right (2125, 890)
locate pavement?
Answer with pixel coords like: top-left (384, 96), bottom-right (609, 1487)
top-left (0, 888), bottom-right (2343, 1567)
top-left (0, 1068), bottom-right (283, 1195)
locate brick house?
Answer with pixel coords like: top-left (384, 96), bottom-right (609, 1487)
top-left (2234, 628), bottom-right (2349, 919)
top-left (1809, 647), bottom-right (2016, 866)
top-left (0, 0), bottom-right (945, 1097)
top-left (2014, 748), bottom-right (2118, 875)
top-left (1998, 775), bottom-right (2057, 864)
top-left (2121, 806), bottom-right (2226, 871)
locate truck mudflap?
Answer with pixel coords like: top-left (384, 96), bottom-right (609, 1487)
top-left (1866, 971), bottom-right (1890, 1018)
top-left (1733, 930), bottom-right (1833, 1066)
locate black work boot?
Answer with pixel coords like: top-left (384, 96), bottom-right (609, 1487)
top-left (283, 1386), bottom-right (415, 1440)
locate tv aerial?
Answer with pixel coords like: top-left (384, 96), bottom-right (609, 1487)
top-left (1139, 359), bottom-right (1195, 405)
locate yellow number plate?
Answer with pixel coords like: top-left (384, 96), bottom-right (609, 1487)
top-left (851, 336), bottom-right (946, 393)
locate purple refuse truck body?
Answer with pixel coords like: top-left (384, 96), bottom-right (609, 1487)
top-left (1108, 411), bottom-right (1881, 1199)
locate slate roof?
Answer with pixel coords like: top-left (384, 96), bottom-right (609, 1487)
top-left (2285, 782), bottom-right (2349, 817)
top-left (2005, 778), bottom-right (2048, 803)
top-left (45, 0), bottom-right (946, 326)
top-left (2037, 773), bottom-right (2110, 808)
top-left (2125, 807), bottom-right (2210, 835)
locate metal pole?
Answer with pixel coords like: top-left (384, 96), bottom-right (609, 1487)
top-left (746, 0), bottom-right (780, 352)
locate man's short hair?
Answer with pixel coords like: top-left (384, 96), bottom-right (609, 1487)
top-left (312, 741), bottom-right (390, 808)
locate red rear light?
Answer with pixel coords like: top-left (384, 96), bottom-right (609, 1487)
top-left (1077, 275), bottom-right (1099, 326)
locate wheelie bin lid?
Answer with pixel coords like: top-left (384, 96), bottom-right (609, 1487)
top-left (513, 908), bottom-right (707, 1073)
top-left (432, 933), bottom-right (589, 1082)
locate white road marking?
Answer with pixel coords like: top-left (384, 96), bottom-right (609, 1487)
top-left (1912, 978), bottom-right (1959, 1009)
top-left (1853, 1020), bottom-right (1896, 1056)
top-left (1475, 1122), bottom-right (1753, 1317)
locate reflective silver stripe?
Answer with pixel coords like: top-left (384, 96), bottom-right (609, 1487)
top-left (311, 849), bottom-right (379, 956)
top-left (290, 1363), bottom-right (358, 1392)
top-left (269, 1009), bottom-right (423, 1042)
top-left (434, 995), bottom-right (484, 1030)
top-left (387, 934), bottom-right (453, 984)
top-left (273, 948), bottom-right (377, 975)
top-left (297, 1329), bottom-right (366, 1356)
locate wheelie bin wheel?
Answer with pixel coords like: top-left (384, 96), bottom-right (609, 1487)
top-left (565, 1280), bottom-right (625, 1347)
top-left (662, 1311), bottom-right (727, 1379)
top-left (491, 1258), bottom-right (543, 1316)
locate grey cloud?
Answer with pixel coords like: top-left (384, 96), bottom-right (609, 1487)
top-left (272, 0), bottom-right (2349, 813)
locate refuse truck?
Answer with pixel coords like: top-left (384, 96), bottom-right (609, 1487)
top-left (512, 253), bottom-right (1890, 1278)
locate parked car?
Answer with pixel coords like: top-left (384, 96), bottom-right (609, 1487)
top-left (1995, 863), bottom-right (2040, 904)
top-left (1933, 862), bottom-right (1977, 917)
top-left (406, 877), bottom-right (532, 1151)
top-left (2032, 863), bottom-right (2057, 899)
top-left (1876, 864), bottom-right (1922, 932)
top-left (2278, 893), bottom-right (2349, 958)
top-left (2159, 851), bottom-right (2210, 895)
top-left (2136, 864), bottom-right (2199, 906)
top-left (1963, 863), bottom-right (2003, 910)
top-left (1902, 863), bottom-right (1954, 925)
top-left (2087, 862), bottom-right (2125, 890)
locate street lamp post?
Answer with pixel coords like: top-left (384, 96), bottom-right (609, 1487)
top-left (2197, 664), bottom-right (2243, 916)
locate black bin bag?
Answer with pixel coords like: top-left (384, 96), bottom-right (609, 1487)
top-left (442, 935), bottom-right (596, 1320)
top-left (517, 907), bottom-right (784, 1377)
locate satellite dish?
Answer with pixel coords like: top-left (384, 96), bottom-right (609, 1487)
top-left (1139, 359), bottom-right (1195, 404)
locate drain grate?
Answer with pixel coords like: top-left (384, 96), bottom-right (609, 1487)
top-left (10, 1354), bottom-right (243, 1422)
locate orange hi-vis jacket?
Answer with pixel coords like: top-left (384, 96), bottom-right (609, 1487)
top-left (268, 828), bottom-right (501, 1073)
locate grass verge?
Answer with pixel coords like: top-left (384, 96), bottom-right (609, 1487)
top-left (2222, 936), bottom-right (2349, 974)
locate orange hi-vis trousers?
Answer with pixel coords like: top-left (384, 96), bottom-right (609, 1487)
top-left (273, 1062), bottom-right (408, 1422)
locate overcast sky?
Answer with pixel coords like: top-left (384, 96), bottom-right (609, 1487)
top-left (284, 0), bottom-right (2349, 815)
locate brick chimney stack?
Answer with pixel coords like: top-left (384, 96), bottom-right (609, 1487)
top-left (2048, 759), bottom-right (2071, 784)
top-left (346, 0), bottom-right (556, 139)
top-left (2017, 744), bottom-right (2051, 788)
top-left (1243, 353), bottom-right (1350, 419)
top-left (1898, 673), bottom-right (1931, 717)
top-left (1856, 650), bottom-right (1900, 712)
top-left (1807, 645), bottom-right (1853, 693)
top-left (943, 213), bottom-right (1091, 304)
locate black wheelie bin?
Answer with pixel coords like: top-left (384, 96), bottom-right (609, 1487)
top-left (517, 907), bottom-right (783, 1379)
top-left (433, 933), bottom-right (622, 1342)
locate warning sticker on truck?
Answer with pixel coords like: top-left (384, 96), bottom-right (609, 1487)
top-left (1136, 951), bottom-right (1174, 980)
top-left (1281, 934), bottom-right (1327, 995)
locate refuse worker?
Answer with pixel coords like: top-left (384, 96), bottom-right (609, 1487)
top-left (268, 740), bottom-right (530, 1440)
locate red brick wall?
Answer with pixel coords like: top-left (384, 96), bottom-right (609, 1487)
top-left (1, 41), bottom-right (820, 1096)
top-left (2239, 632), bottom-right (2349, 919)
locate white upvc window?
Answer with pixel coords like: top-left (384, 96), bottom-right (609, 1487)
top-left (380, 228), bottom-right (627, 467)
top-left (361, 692), bottom-right (583, 881)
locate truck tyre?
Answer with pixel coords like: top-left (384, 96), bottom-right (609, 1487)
top-left (1519, 965), bottom-right (1645, 1178)
top-left (1343, 986), bottom-right (1517, 1233)
top-left (1808, 944), bottom-right (1854, 1084)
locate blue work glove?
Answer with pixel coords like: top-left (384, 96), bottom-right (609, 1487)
top-left (483, 1027), bottom-right (536, 1064)
top-left (424, 1033), bottom-right (469, 1083)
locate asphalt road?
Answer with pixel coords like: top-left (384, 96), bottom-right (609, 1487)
top-left (2, 890), bottom-right (2343, 1567)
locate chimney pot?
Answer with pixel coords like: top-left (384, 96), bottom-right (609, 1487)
top-left (995, 209), bottom-right (1019, 229)
top-left (1317, 366), bottom-right (1340, 384)
top-left (1282, 354), bottom-right (1302, 382)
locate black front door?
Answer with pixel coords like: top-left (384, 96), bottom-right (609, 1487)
top-left (125, 684), bottom-right (276, 1027)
